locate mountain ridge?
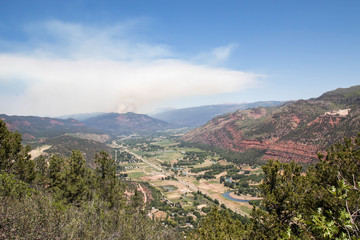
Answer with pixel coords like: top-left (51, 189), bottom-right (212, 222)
top-left (82, 112), bottom-right (171, 135)
top-left (182, 85), bottom-right (360, 163)
top-left (0, 114), bottom-right (100, 140)
top-left (152, 101), bottom-right (285, 127)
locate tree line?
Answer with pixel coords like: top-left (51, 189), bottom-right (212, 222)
top-left (0, 120), bottom-right (180, 239)
top-left (190, 134), bottom-right (360, 239)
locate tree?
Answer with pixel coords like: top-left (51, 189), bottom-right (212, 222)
top-left (0, 120), bottom-right (34, 183)
top-left (94, 151), bottom-right (122, 207)
top-left (95, 151), bottom-right (116, 180)
top-left (250, 160), bottom-right (305, 239)
top-left (191, 135), bottom-right (360, 239)
top-left (34, 155), bottom-right (48, 185)
top-left (190, 207), bottom-right (245, 240)
top-left (249, 135), bottom-right (360, 239)
top-left (300, 135), bottom-right (360, 239)
top-left (62, 150), bottom-right (90, 205)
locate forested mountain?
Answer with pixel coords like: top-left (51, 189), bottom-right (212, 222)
top-left (41, 135), bottom-right (111, 166)
top-left (183, 85), bottom-right (360, 163)
top-left (83, 112), bottom-right (171, 135)
top-left (58, 112), bottom-right (105, 121)
top-left (0, 112), bottom-right (172, 141)
top-left (0, 114), bottom-right (100, 140)
top-left (153, 101), bottom-right (284, 127)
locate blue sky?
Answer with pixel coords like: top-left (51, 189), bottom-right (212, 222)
top-left (0, 0), bottom-right (359, 116)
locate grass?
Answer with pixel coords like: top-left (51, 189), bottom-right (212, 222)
top-left (160, 185), bottom-right (179, 192)
top-left (132, 150), bottom-right (146, 156)
top-left (192, 159), bottom-right (214, 168)
top-left (144, 166), bottom-right (159, 172)
top-left (119, 163), bottom-right (144, 168)
top-left (156, 152), bottom-right (182, 162)
top-left (127, 171), bottom-right (146, 178)
top-left (239, 205), bottom-right (252, 215)
top-left (152, 140), bottom-right (173, 146)
top-left (208, 180), bottom-right (218, 184)
top-left (182, 147), bottom-right (206, 152)
top-left (251, 169), bottom-right (263, 174)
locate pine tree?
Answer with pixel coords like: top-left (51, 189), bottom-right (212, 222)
top-left (62, 150), bottom-right (90, 205)
top-left (94, 151), bottom-right (122, 207)
top-left (34, 155), bottom-right (48, 185)
top-left (190, 207), bottom-right (245, 239)
top-left (0, 120), bottom-right (35, 183)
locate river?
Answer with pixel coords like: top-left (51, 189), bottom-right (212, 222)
top-left (222, 191), bottom-right (251, 202)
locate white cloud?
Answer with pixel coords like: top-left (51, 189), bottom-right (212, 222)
top-left (22, 20), bottom-right (173, 60)
top-left (0, 21), bottom-right (263, 116)
top-left (194, 44), bottom-right (238, 65)
top-left (211, 44), bottom-right (238, 62)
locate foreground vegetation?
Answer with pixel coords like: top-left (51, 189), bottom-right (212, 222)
top-left (191, 135), bottom-right (360, 239)
top-left (0, 120), bottom-right (180, 239)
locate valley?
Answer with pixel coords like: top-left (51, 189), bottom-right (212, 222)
top-left (2, 2), bottom-right (359, 238)
top-left (107, 133), bottom-right (262, 228)
top-left (1, 85), bottom-right (360, 236)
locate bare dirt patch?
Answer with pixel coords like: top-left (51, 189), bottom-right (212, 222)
top-left (30, 145), bottom-right (52, 159)
top-left (197, 204), bottom-right (207, 210)
top-left (152, 180), bottom-right (192, 200)
top-left (141, 172), bottom-right (167, 181)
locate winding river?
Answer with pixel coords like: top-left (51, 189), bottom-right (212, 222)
top-left (222, 191), bottom-right (251, 202)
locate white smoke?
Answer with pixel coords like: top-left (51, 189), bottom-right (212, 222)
top-left (0, 20), bottom-right (263, 116)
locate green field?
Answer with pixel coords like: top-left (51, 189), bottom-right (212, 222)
top-left (127, 171), bottom-right (146, 178)
top-left (118, 135), bottom-right (263, 217)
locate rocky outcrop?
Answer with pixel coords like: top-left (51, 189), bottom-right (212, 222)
top-left (183, 86), bottom-right (360, 163)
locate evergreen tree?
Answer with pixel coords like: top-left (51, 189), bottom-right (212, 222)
top-left (34, 155), bottom-right (48, 185)
top-left (0, 120), bottom-right (35, 183)
top-left (190, 207), bottom-right (246, 239)
top-left (48, 155), bottom-right (66, 201)
top-left (94, 151), bottom-right (122, 207)
top-left (249, 160), bottom-right (305, 239)
top-left (191, 135), bottom-right (360, 239)
top-left (62, 150), bottom-right (90, 205)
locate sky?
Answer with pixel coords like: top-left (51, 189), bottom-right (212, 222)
top-left (0, 0), bottom-right (359, 116)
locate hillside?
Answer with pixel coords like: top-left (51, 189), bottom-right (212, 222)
top-left (58, 112), bottom-right (105, 121)
top-left (83, 112), bottom-right (170, 135)
top-left (183, 85), bottom-right (360, 163)
top-left (152, 101), bottom-right (284, 127)
top-left (41, 135), bottom-right (111, 167)
top-left (0, 114), bottom-right (100, 141)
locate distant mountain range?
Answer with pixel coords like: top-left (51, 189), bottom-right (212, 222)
top-left (0, 114), bottom-right (99, 140)
top-left (3, 85), bottom-right (359, 165)
top-left (0, 112), bottom-right (172, 141)
top-left (58, 112), bottom-right (105, 121)
top-left (183, 85), bottom-right (360, 163)
top-left (82, 112), bottom-right (170, 135)
top-left (152, 101), bottom-right (285, 127)
top-left (0, 112), bottom-right (168, 164)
